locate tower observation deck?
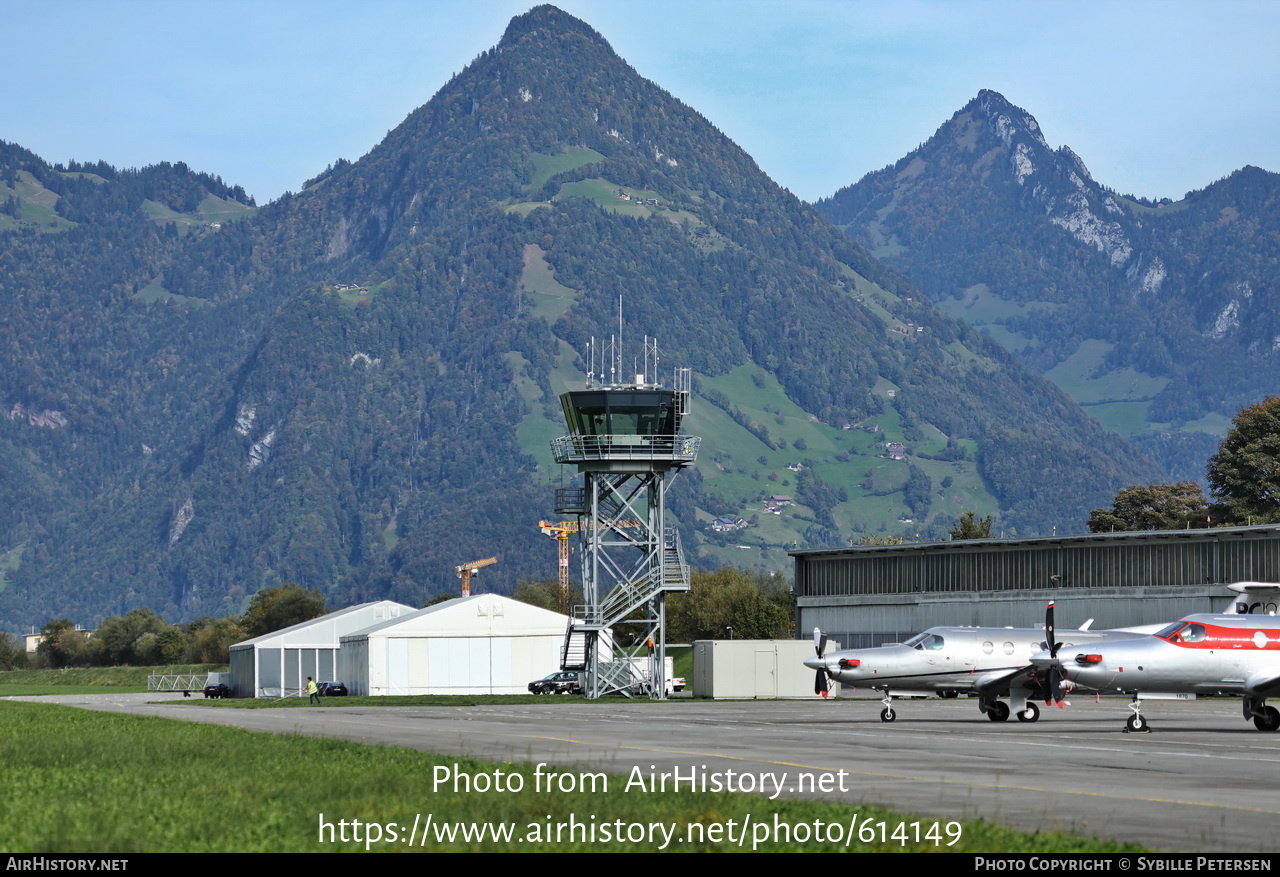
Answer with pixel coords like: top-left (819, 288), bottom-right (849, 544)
top-left (551, 350), bottom-right (699, 699)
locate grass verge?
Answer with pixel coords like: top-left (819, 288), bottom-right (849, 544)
top-left (0, 701), bottom-right (1143, 853)
top-left (0, 665), bottom-right (227, 696)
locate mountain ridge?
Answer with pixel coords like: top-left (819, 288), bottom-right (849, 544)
top-left (816, 89), bottom-right (1280, 479)
top-left (0, 9), bottom-right (1159, 629)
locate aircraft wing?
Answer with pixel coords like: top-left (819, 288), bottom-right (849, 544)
top-left (972, 666), bottom-right (1038, 695)
top-left (1244, 673), bottom-right (1280, 697)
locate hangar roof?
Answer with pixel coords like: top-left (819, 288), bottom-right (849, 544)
top-left (340, 593), bottom-right (570, 641)
top-left (789, 524), bottom-right (1280, 560)
top-left (229, 599), bottom-right (415, 651)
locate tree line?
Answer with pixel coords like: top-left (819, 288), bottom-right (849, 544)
top-left (2, 584), bottom-right (325, 671)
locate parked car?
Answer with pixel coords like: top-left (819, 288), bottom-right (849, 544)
top-left (203, 683), bottom-right (231, 699)
top-left (671, 677), bottom-right (686, 693)
top-left (317, 681), bottom-right (348, 697)
top-left (528, 671), bottom-right (582, 695)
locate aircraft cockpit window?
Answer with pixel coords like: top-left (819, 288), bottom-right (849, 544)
top-left (1157, 622), bottom-right (1206, 643)
top-left (906, 633), bottom-right (945, 650)
top-left (1182, 624), bottom-right (1207, 643)
top-left (902, 632), bottom-right (929, 649)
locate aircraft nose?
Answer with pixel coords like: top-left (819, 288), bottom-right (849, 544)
top-left (803, 656), bottom-right (824, 671)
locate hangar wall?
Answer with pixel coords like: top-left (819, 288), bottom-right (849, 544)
top-left (339, 593), bottom-right (570, 696)
top-left (228, 600), bottom-right (413, 697)
top-left (792, 525), bottom-right (1280, 649)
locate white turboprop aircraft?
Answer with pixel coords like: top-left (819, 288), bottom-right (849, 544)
top-left (804, 582), bottom-right (1280, 724)
top-left (1032, 588), bottom-right (1280, 733)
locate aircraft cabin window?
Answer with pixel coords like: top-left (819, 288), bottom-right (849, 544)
top-left (982, 641), bottom-right (994, 655)
top-left (1003, 642), bottom-right (1014, 655)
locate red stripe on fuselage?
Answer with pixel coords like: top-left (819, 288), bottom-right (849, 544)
top-left (1160, 621), bottom-right (1280, 650)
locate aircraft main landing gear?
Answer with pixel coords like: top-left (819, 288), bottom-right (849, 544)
top-left (1246, 698), bottom-right (1280, 731)
top-left (1125, 698), bottom-right (1151, 733)
top-left (984, 700), bottom-right (1010, 722)
top-left (1017, 702), bottom-right (1040, 723)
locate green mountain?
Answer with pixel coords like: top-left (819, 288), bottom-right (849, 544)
top-left (0, 9), bottom-right (1159, 629)
top-left (816, 90), bottom-right (1280, 481)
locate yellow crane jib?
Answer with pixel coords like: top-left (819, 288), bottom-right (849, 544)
top-left (538, 520), bottom-right (642, 606)
top-left (456, 556), bottom-right (497, 597)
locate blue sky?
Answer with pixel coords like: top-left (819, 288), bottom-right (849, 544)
top-left (7, 0), bottom-right (1278, 204)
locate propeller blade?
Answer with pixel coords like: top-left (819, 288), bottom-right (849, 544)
top-left (1049, 667), bottom-right (1065, 707)
top-left (812, 628), bottom-right (831, 697)
top-left (1045, 600), bottom-right (1063, 658)
top-left (813, 627), bottom-right (828, 658)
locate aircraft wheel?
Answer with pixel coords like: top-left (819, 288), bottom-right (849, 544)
top-left (986, 701), bottom-right (1010, 722)
top-left (1017, 702), bottom-right (1040, 723)
top-left (1126, 714), bottom-right (1148, 732)
top-left (880, 708), bottom-right (896, 723)
top-left (940, 690), bottom-right (959, 699)
top-left (1253, 706), bottom-right (1280, 732)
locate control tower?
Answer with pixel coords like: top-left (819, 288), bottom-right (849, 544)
top-left (551, 339), bottom-right (699, 698)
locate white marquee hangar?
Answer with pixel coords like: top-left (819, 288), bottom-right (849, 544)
top-left (228, 600), bottom-right (413, 697)
top-left (338, 593), bottom-right (570, 696)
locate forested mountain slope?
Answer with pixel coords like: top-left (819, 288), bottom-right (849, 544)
top-left (816, 90), bottom-right (1280, 480)
top-left (0, 9), bottom-right (1158, 629)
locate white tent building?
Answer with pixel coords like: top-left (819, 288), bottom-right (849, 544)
top-left (338, 593), bottom-right (571, 695)
top-left (228, 600), bottom-right (414, 697)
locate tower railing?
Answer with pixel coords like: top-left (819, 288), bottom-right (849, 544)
top-left (551, 435), bottom-right (699, 465)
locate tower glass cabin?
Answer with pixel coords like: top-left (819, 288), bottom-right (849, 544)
top-left (551, 369), bottom-right (699, 698)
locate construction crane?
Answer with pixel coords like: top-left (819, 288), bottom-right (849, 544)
top-left (455, 557), bottom-right (497, 597)
top-left (538, 520), bottom-right (641, 608)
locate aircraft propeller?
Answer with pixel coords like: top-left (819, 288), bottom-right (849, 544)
top-left (1044, 601), bottom-right (1066, 708)
top-left (813, 627), bottom-right (832, 698)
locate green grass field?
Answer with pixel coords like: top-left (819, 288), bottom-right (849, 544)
top-left (0, 542), bottom-right (23, 592)
top-left (1, 171), bottom-right (75, 231)
top-left (140, 195), bottom-right (255, 230)
top-left (934, 285), bottom-right (1059, 354)
top-left (528, 147), bottom-right (605, 190)
top-left (511, 339), bottom-right (590, 473)
top-left (0, 700), bottom-right (1144, 853)
top-left (0, 665), bottom-right (226, 697)
top-left (554, 178), bottom-right (659, 217)
top-left (520, 243), bottom-right (580, 322)
top-left (134, 275), bottom-right (211, 308)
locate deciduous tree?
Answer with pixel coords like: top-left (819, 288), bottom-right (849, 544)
top-left (242, 583), bottom-right (327, 638)
top-left (1087, 482), bottom-right (1209, 533)
top-left (667, 567), bottom-right (793, 642)
top-left (1208, 397), bottom-right (1280, 524)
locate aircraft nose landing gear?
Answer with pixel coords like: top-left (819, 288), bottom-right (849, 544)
top-left (880, 693), bottom-right (896, 722)
top-left (1124, 697), bottom-right (1151, 733)
top-left (1016, 702), bottom-right (1040, 723)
